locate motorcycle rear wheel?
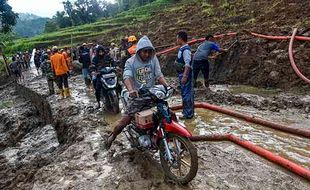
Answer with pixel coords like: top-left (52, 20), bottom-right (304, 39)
top-left (159, 133), bottom-right (198, 185)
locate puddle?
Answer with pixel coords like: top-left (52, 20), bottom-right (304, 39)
top-left (177, 108), bottom-right (310, 169)
top-left (228, 85), bottom-right (280, 97)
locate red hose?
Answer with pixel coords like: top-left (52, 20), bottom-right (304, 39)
top-left (189, 134), bottom-right (310, 181)
top-left (170, 102), bottom-right (310, 138)
top-left (250, 31), bottom-right (310, 41)
top-left (288, 28), bottom-right (310, 84)
top-left (156, 31), bottom-right (310, 55)
top-left (156, 32), bottom-right (237, 55)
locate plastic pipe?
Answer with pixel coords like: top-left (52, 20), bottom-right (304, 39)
top-left (189, 134), bottom-right (310, 181)
top-left (288, 28), bottom-right (310, 84)
top-left (250, 31), bottom-right (310, 41)
top-left (170, 103), bottom-right (310, 138)
top-left (156, 31), bottom-right (310, 55)
top-left (156, 32), bottom-right (237, 55)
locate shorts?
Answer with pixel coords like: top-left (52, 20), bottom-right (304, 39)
top-left (122, 96), bottom-right (154, 116)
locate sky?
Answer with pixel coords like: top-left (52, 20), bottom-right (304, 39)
top-left (8, 0), bottom-right (115, 18)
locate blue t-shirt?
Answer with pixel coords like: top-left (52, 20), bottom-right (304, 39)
top-left (193, 41), bottom-right (220, 61)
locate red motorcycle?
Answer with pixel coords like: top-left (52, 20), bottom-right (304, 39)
top-left (121, 85), bottom-right (198, 184)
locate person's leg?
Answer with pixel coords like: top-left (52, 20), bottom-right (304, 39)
top-left (193, 60), bottom-right (200, 87)
top-left (63, 74), bottom-right (70, 97)
top-left (47, 78), bottom-right (55, 95)
top-left (56, 75), bottom-right (64, 98)
top-left (180, 73), bottom-right (194, 119)
top-left (95, 75), bottom-right (102, 108)
top-left (202, 60), bottom-right (210, 88)
top-left (106, 115), bottom-right (132, 149)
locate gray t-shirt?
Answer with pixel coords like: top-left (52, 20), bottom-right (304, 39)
top-left (123, 36), bottom-right (163, 90)
top-left (193, 41), bottom-right (220, 61)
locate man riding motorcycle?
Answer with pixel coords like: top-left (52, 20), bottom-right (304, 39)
top-left (92, 45), bottom-right (116, 108)
top-left (105, 36), bottom-right (173, 149)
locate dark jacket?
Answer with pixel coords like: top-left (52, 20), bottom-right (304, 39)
top-left (79, 47), bottom-right (91, 69)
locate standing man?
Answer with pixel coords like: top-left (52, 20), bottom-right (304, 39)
top-left (50, 46), bottom-right (70, 98)
top-left (41, 50), bottom-right (55, 95)
top-left (34, 50), bottom-right (41, 75)
top-left (79, 43), bottom-right (92, 87)
top-left (175, 31), bottom-right (194, 119)
top-left (192, 34), bottom-right (227, 88)
top-left (62, 47), bottom-right (73, 73)
top-left (110, 42), bottom-right (119, 63)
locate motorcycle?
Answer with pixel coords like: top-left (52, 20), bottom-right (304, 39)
top-left (98, 67), bottom-right (121, 114)
top-left (121, 85), bottom-right (198, 184)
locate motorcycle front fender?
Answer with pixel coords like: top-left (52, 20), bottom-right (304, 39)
top-left (163, 120), bottom-right (192, 138)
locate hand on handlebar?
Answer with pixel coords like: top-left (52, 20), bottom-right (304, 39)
top-left (129, 90), bottom-right (139, 98)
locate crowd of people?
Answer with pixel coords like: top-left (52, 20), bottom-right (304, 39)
top-left (9, 32), bottom-right (226, 149)
top-left (9, 51), bottom-right (31, 82)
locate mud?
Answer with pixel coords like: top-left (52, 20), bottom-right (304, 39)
top-left (0, 66), bottom-right (309, 189)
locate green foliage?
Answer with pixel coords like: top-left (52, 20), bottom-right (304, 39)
top-left (6, 0), bottom-right (174, 54)
top-left (0, 0), bottom-right (18, 33)
top-left (14, 13), bottom-right (49, 37)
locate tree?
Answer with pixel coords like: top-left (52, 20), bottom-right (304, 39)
top-left (0, 0), bottom-right (18, 33)
top-left (54, 11), bottom-right (72, 28)
top-left (44, 19), bottom-right (58, 33)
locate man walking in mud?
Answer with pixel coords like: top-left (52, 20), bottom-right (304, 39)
top-left (105, 36), bottom-right (170, 149)
top-left (50, 46), bottom-right (70, 98)
top-left (41, 49), bottom-right (55, 95)
top-left (193, 34), bottom-right (227, 88)
top-left (175, 31), bottom-right (194, 119)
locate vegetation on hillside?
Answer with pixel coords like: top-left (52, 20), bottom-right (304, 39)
top-left (4, 0), bottom-right (173, 54)
top-left (3, 0), bottom-right (310, 55)
top-left (14, 13), bottom-right (49, 37)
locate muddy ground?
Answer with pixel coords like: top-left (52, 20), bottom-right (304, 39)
top-left (0, 66), bottom-right (309, 190)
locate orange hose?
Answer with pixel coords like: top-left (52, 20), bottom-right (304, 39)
top-left (170, 103), bottom-right (310, 138)
top-left (288, 28), bottom-right (310, 84)
top-left (190, 134), bottom-right (310, 181)
top-left (250, 31), bottom-right (310, 41)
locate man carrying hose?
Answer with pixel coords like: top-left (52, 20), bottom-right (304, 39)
top-left (193, 34), bottom-right (227, 88)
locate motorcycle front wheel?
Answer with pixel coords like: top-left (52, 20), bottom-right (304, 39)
top-left (159, 133), bottom-right (198, 185)
top-left (107, 90), bottom-right (120, 114)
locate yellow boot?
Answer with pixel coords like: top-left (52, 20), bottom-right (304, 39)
top-left (64, 88), bottom-right (71, 98)
top-left (58, 89), bottom-right (64, 99)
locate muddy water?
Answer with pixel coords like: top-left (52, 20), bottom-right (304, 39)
top-left (176, 108), bottom-right (310, 169)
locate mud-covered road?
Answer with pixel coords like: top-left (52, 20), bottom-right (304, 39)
top-left (0, 67), bottom-right (309, 190)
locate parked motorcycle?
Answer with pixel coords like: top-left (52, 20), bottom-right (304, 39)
top-left (121, 85), bottom-right (198, 184)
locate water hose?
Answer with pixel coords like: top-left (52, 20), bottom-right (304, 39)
top-left (250, 31), bottom-right (310, 41)
top-left (170, 102), bottom-right (310, 138)
top-left (288, 28), bottom-right (310, 84)
top-left (156, 32), bottom-right (237, 55)
top-left (190, 134), bottom-right (310, 181)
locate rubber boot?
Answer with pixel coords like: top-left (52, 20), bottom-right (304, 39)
top-left (64, 88), bottom-right (71, 98)
top-left (59, 89), bottom-right (64, 99)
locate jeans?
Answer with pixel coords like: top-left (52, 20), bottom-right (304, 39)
top-left (193, 60), bottom-right (209, 83)
top-left (178, 72), bottom-right (194, 118)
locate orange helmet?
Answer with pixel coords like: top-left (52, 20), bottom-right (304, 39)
top-left (128, 35), bottom-right (137, 43)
